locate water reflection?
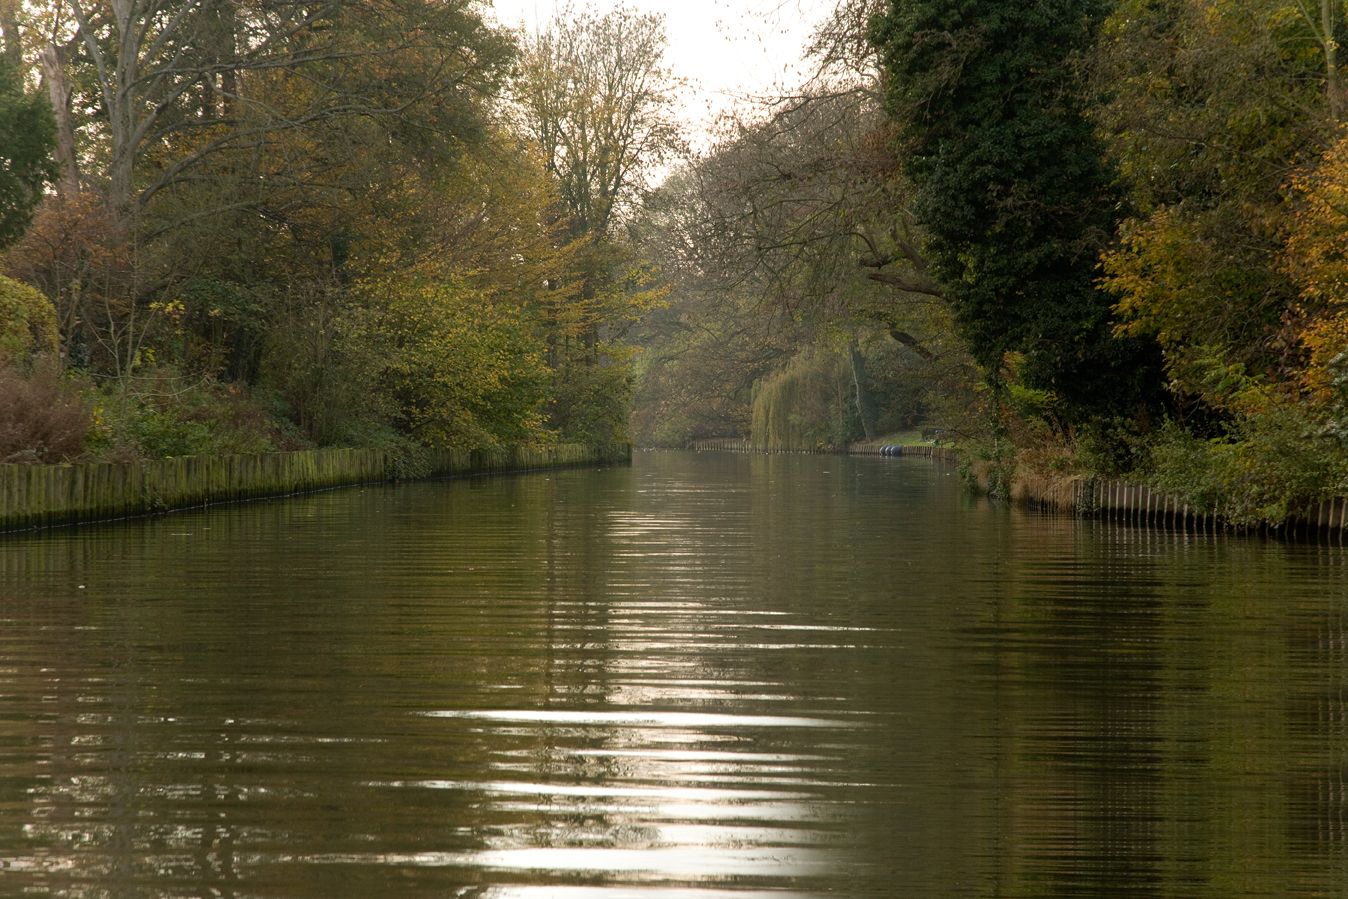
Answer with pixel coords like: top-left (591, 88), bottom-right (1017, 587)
top-left (2, 453), bottom-right (1348, 894)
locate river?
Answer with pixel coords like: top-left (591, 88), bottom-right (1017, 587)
top-left (2, 450), bottom-right (1346, 896)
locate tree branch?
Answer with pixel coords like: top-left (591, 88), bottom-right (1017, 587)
top-left (888, 327), bottom-right (934, 360)
top-left (866, 269), bottom-right (943, 296)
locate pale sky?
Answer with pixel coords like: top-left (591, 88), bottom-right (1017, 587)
top-left (485, 0), bottom-right (836, 148)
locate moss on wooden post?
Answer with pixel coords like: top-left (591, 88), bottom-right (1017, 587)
top-left (0, 442), bottom-right (628, 533)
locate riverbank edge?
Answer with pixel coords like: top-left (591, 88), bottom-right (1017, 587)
top-left (963, 458), bottom-right (1348, 541)
top-left (687, 437), bottom-right (958, 462)
top-left (0, 443), bottom-right (632, 533)
top-left (685, 438), bottom-right (1347, 540)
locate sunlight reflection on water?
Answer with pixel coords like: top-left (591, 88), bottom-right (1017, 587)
top-left (4, 451), bottom-right (1348, 895)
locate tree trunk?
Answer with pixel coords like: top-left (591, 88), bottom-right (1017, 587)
top-left (223, 1), bottom-right (239, 116)
top-left (1325, 0), bottom-right (1341, 122)
top-left (40, 44), bottom-right (81, 198)
top-left (0, 0), bottom-right (20, 70)
top-left (848, 340), bottom-right (878, 441)
top-left (207, 0), bottom-right (239, 119)
top-left (68, 0), bottom-right (137, 229)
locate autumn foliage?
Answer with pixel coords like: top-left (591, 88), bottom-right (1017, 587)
top-left (0, 1), bottom-right (676, 461)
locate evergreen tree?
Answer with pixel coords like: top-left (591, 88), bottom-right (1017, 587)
top-left (0, 53), bottom-right (55, 249)
top-left (871, 0), bottom-right (1161, 423)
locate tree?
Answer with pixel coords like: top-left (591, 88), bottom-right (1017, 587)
top-left (643, 93), bottom-right (951, 443)
top-left (48, 0), bottom-right (509, 233)
top-left (0, 1), bottom-right (638, 461)
top-left (11, 0), bottom-right (514, 386)
top-left (511, 6), bottom-right (682, 441)
top-left (251, 128), bottom-right (580, 446)
top-left (1096, 0), bottom-right (1331, 413)
top-left (0, 52), bottom-right (56, 248)
top-left (1285, 132), bottom-right (1348, 403)
top-left (629, 0), bottom-right (980, 448)
top-left (513, 6), bottom-right (682, 242)
top-left (871, 0), bottom-right (1163, 425)
top-left (344, 277), bottom-right (550, 449)
top-left (633, 123), bottom-right (975, 446)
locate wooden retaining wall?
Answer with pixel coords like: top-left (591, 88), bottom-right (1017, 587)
top-left (688, 437), bottom-right (752, 452)
top-left (1016, 476), bottom-right (1348, 541)
top-left (0, 442), bottom-right (631, 533)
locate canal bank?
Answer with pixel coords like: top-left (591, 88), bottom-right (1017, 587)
top-left (687, 436), bottom-right (958, 462)
top-left (961, 456), bottom-right (1348, 541)
top-left (1010, 471), bottom-right (1348, 540)
top-left (0, 443), bottom-right (631, 533)
top-left (687, 437), bottom-right (1348, 540)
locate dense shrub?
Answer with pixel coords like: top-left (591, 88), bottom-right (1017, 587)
top-left (551, 356), bottom-right (634, 445)
top-left (90, 369), bottom-right (309, 461)
top-left (1143, 405), bottom-right (1348, 526)
top-left (0, 274), bottom-right (58, 366)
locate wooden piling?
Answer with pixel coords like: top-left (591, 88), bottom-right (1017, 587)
top-left (0, 442), bottom-right (628, 533)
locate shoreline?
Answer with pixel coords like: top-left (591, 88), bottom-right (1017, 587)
top-left (679, 441), bottom-right (1347, 542)
top-left (0, 443), bottom-right (631, 534)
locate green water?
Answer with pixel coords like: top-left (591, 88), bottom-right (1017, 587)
top-left (1, 451), bottom-right (1347, 896)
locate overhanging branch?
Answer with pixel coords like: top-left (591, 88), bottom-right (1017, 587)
top-left (866, 269), bottom-right (943, 296)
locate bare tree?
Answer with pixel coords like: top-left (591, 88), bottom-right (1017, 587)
top-left (689, 87), bottom-right (939, 336)
top-left (512, 5), bottom-right (683, 241)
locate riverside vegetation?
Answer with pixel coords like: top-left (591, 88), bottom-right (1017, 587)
top-left (0, 1), bottom-right (672, 473)
top-left (7, 0), bottom-right (1348, 529)
top-left (631, 0), bottom-right (1348, 528)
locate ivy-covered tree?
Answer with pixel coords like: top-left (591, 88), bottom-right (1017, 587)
top-left (870, 0), bottom-right (1162, 424)
top-left (0, 53), bottom-right (56, 249)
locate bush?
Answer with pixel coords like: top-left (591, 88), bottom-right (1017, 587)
top-left (1143, 404), bottom-right (1348, 526)
top-left (0, 274), bottom-right (58, 366)
top-left (91, 368), bottom-right (309, 461)
top-left (1073, 416), bottom-right (1152, 477)
top-left (0, 362), bottom-right (91, 462)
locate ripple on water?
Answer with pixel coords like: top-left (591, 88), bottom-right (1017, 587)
top-left (3, 452), bottom-right (1348, 896)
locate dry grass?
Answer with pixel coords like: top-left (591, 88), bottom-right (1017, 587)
top-left (0, 362), bottom-right (91, 463)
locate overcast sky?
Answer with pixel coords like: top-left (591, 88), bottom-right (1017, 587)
top-left (486, 0), bottom-right (836, 147)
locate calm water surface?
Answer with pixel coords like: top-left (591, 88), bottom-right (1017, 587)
top-left (2, 451), bottom-right (1348, 896)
